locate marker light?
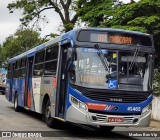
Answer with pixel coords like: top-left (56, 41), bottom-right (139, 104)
top-left (79, 102), bottom-right (87, 111)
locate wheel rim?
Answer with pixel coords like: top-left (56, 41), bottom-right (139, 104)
top-left (46, 105), bottom-right (51, 121)
top-left (14, 97), bottom-right (17, 109)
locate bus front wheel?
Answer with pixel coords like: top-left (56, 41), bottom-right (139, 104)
top-left (45, 100), bottom-right (54, 128)
top-left (14, 95), bottom-right (20, 112)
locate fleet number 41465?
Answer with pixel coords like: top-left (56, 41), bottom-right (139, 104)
top-left (127, 107), bottom-right (141, 111)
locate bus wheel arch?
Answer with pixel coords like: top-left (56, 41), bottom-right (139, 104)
top-left (42, 94), bottom-right (50, 115)
top-left (42, 94), bottom-right (54, 128)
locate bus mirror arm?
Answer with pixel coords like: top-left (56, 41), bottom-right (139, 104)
top-left (71, 48), bottom-right (77, 61)
top-left (106, 74), bottom-right (111, 82)
top-left (68, 62), bottom-right (75, 73)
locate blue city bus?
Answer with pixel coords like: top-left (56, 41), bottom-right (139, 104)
top-left (6, 28), bottom-right (154, 131)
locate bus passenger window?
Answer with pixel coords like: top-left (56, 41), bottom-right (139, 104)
top-left (7, 64), bottom-right (11, 79)
top-left (44, 45), bottom-right (58, 75)
top-left (45, 45), bottom-right (58, 61)
top-left (14, 61), bottom-right (20, 78)
top-left (34, 50), bottom-right (45, 77)
top-left (19, 57), bottom-right (26, 78)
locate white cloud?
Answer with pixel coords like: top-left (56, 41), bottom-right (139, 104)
top-left (0, 0), bottom-right (61, 44)
top-left (0, 0), bottom-right (21, 43)
top-left (121, 0), bottom-right (140, 3)
top-left (37, 9), bottom-right (61, 37)
top-left (0, 22), bottom-right (19, 37)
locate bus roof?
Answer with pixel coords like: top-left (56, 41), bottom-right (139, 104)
top-left (82, 27), bottom-right (149, 36)
top-left (8, 27), bottom-right (150, 63)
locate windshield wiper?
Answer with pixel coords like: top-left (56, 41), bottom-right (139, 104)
top-left (129, 47), bottom-right (139, 70)
top-left (94, 44), bottom-right (110, 72)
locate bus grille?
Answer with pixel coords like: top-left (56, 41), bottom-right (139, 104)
top-left (70, 84), bottom-right (151, 103)
top-left (83, 91), bottom-right (148, 103)
top-left (94, 114), bottom-right (138, 124)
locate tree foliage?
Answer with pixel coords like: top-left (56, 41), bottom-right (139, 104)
top-left (101, 0), bottom-right (160, 67)
top-left (77, 0), bottom-right (112, 27)
top-left (77, 0), bottom-right (123, 27)
top-left (7, 0), bottom-right (83, 32)
top-left (0, 28), bottom-right (44, 67)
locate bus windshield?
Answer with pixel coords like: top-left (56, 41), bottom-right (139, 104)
top-left (70, 47), bottom-right (152, 91)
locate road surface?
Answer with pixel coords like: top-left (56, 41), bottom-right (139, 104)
top-left (0, 94), bottom-right (159, 140)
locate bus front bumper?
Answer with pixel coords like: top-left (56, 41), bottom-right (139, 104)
top-left (66, 105), bottom-right (151, 127)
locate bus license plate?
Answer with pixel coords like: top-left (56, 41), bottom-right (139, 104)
top-left (108, 117), bottom-right (123, 122)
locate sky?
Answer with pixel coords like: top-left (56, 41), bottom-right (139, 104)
top-left (0, 0), bottom-right (139, 44)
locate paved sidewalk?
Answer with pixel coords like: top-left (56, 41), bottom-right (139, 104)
top-left (150, 119), bottom-right (160, 129)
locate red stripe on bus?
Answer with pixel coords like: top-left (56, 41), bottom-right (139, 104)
top-left (86, 103), bottom-right (106, 110)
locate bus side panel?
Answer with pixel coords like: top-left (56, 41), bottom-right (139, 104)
top-left (41, 76), bottom-right (56, 117)
top-left (29, 77), bottom-right (35, 111)
top-left (18, 78), bottom-right (25, 107)
top-left (65, 84), bottom-right (87, 124)
top-left (6, 79), bottom-right (11, 101)
top-left (26, 78), bottom-right (34, 111)
top-left (32, 77), bottom-right (42, 113)
top-left (11, 79), bottom-right (19, 104)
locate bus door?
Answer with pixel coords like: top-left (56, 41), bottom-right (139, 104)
top-left (24, 56), bottom-right (34, 108)
top-left (56, 45), bottom-right (68, 118)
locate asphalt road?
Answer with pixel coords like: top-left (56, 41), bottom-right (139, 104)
top-left (0, 94), bottom-right (159, 140)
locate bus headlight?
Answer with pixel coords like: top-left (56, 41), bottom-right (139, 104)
top-left (71, 96), bottom-right (78, 105)
top-left (70, 95), bottom-right (88, 111)
top-left (142, 104), bottom-right (151, 115)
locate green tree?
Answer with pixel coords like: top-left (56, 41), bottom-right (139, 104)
top-left (101, 0), bottom-right (160, 67)
top-left (0, 28), bottom-right (44, 66)
top-left (77, 0), bottom-right (123, 27)
top-left (7, 0), bottom-right (83, 32)
top-left (77, 0), bottom-right (112, 27)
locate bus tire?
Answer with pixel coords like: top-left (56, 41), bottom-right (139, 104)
top-left (45, 99), bottom-right (54, 128)
top-left (99, 126), bottom-right (115, 132)
top-left (14, 95), bottom-right (20, 112)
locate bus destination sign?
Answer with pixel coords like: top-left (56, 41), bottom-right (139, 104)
top-left (78, 30), bottom-right (152, 46)
top-left (108, 35), bottom-right (132, 44)
top-left (90, 33), bottom-right (133, 44)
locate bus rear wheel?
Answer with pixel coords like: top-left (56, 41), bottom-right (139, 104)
top-left (14, 95), bottom-right (20, 112)
top-left (45, 100), bottom-right (54, 128)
